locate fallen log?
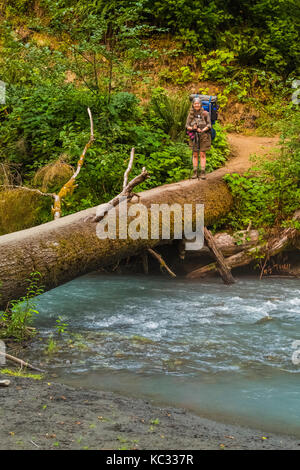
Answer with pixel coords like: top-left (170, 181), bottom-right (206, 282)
top-left (187, 212), bottom-right (300, 279)
top-left (0, 168), bottom-right (233, 308)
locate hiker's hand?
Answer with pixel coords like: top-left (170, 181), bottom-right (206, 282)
top-left (193, 124), bottom-right (197, 130)
top-left (197, 128), bottom-right (202, 133)
top-left (187, 126), bottom-right (193, 131)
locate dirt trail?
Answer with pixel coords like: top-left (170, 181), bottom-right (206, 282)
top-left (225, 133), bottom-right (279, 173)
top-left (140, 133), bottom-right (280, 199)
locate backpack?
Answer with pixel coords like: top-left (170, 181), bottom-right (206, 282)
top-left (189, 94), bottom-right (219, 140)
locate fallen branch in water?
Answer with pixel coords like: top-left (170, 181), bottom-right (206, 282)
top-left (0, 351), bottom-right (44, 373)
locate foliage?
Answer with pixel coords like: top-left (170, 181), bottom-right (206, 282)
top-left (0, 188), bottom-right (49, 235)
top-left (222, 111), bottom-right (300, 230)
top-left (149, 88), bottom-right (191, 141)
top-left (0, 0), bottom-right (297, 235)
top-left (33, 159), bottom-right (74, 192)
top-left (205, 122), bottom-right (229, 172)
top-left (0, 271), bottom-right (43, 341)
top-left (55, 316), bottom-right (69, 335)
top-left (145, 0), bottom-right (300, 76)
top-left (44, 336), bottom-right (59, 355)
top-left (199, 50), bottom-right (236, 81)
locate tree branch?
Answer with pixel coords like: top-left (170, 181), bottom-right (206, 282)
top-left (0, 351), bottom-right (44, 373)
top-left (147, 248), bottom-right (176, 278)
top-left (123, 147), bottom-right (135, 190)
top-left (52, 108), bottom-right (94, 219)
top-left (92, 166), bottom-right (149, 223)
top-left (1, 185), bottom-right (54, 199)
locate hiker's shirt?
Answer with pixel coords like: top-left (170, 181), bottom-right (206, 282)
top-left (186, 109), bottom-right (211, 131)
top-left (186, 109), bottom-right (211, 151)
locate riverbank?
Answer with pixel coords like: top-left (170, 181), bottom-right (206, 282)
top-left (0, 376), bottom-right (299, 450)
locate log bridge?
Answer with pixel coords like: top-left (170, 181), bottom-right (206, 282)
top-left (0, 166), bottom-right (233, 309)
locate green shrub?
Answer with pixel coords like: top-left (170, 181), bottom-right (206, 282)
top-left (199, 50), bottom-right (236, 81)
top-left (0, 271), bottom-right (43, 341)
top-left (149, 88), bottom-right (191, 141)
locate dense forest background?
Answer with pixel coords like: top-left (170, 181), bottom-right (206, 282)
top-left (0, 0), bottom-right (299, 234)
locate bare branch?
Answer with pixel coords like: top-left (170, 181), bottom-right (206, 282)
top-left (92, 167), bottom-right (149, 223)
top-left (0, 351), bottom-right (44, 373)
top-left (52, 108), bottom-right (95, 219)
top-left (123, 148), bottom-right (135, 190)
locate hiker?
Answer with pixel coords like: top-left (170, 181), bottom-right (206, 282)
top-left (186, 97), bottom-right (211, 179)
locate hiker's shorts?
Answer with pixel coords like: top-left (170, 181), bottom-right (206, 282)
top-left (188, 130), bottom-right (211, 152)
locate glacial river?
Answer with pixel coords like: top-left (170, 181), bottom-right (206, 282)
top-left (32, 273), bottom-right (300, 437)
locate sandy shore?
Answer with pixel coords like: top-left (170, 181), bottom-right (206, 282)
top-left (0, 376), bottom-right (299, 450)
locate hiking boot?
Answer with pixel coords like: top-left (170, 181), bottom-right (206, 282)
top-left (200, 169), bottom-right (206, 180)
top-left (191, 168), bottom-right (198, 179)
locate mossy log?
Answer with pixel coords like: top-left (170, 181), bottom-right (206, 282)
top-left (0, 174), bottom-right (233, 309)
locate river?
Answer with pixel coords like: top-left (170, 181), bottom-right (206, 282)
top-left (31, 273), bottom-right (300, 437)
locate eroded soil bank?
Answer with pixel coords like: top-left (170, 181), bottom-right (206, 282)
top-left (0, 376), bottom-right (299, 450)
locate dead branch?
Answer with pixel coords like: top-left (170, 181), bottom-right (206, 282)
top-left (148, 248), bottom-right (176, 278)
top-left (141, 252), bottom-right (149, 274)
top-left (0, 351), bottom-right (44, 373)
top-left (93, 166), bottom-right (149, 223)
top-left (123, 148), bottom-right (135, 190)
top-left (204, 227), bottom-right (235, 284)
top-left (0, 185), bottom-right (54, 199)
top-left (52, 107), bottom-right (94, 219)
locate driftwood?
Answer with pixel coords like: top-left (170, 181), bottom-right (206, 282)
top-left (0, 351), bottom-right (44, 373)
top-left (187, 211), bottom-right (300, 279)
top-left (203, 227), bottom-right (235, 284)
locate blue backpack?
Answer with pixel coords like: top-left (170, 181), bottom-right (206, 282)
top-left (190, 94), bottom-right (219, 140)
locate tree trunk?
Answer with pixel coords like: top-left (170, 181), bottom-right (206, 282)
top-left (0, 175), bottom-right (233, 308)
